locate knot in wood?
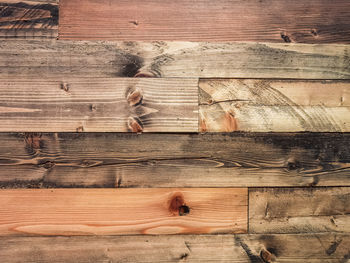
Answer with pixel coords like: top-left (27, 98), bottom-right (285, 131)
top-left (126, 86), bottom-right (143, 106)
top-left (127, 116), bottom-right (143, 133)
top-left (168, 192), bottom-right (190, 216)
top-left (260, 248), bottom-right (275, 263)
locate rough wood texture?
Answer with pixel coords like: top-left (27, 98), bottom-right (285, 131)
top-left (59, 0), bottom-right (350, 44)
top-left (0, 188), bottom-right (247, 236)
top-left (1, 40), bottom-right (350, 79)
top-left (1, 234), bottom-right (350, 262)
top-left (0, 78), bottom-right (198, 132)
top-left (250, 187), bottom-right (350, 234)
top-left (200, 79), bottom-right (350, 132)
top-left (0, 133), bottom-right (349, 188)
top-left (0, 0), bottom-right (58, 39)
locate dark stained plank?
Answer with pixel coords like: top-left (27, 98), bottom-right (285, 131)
top-left (249, 187), bottom-right (350, 234)
top-left (200, 79), bottom-right (350, 132)
top-left (0, 188), bottom-right (247, 236)
top-left (0, 78), bottom-right (198, 132)
top-left (1, 40), bottom-right (350, 79)
top-left (1, 234), bottom-right (350, 262)
top-left (59, 0), bottom-right (350, 44)
top-left (1, 133), bottom-right (350, 188)
top-left (0, 0), bottom-right (58, 39)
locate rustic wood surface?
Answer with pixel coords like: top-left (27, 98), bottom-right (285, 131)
top-left (0, 188), bottom-right (247, 236)
top-left (0, 0), bottom-right (58, 39)
top-left (0, 78), bottom-right (198, 132)
top-left (1, 40), bottom-right (350, 79)
top-left (1, 234), bottom-right (349, 262)
top-left (200, 79), bottom-right (350, 132)
top-left (249, 187), bottom-right (350, 234)
top-left (0, 133), bottom-right (349, 188)
top-left (59, 0), bottom-right (350, 44)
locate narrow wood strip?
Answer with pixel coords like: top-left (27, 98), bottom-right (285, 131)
top-left (249, 187), bottom-right (350, 234)
top-left (1, 41), bottom-right (350, 79)
top-left (0, 188), bottom-right (247, 236)
top-left (200, 79), bottom-right (350, 132)
top-left (0, 133), bottom-right (349, 188)
top-left (0, 78), bottom-right (198, 132)
top-left (0, 0), bottom-right (58, 39)
top-left (1, 234), bottom-right (349, 262)
top-left (59, 0), bottom-right (350, 44)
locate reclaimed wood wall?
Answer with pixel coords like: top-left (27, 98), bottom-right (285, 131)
top-left (0, 0), bottom-right (350, 262)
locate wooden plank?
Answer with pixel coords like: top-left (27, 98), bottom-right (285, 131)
top-left (0, 133), bottom-right (349, 188)
top-left (0, 0), bottom-right (58, 39)
top-left (59, 0), bottom-right (350, 44)
top-left (1, 234), bottom-right (350, 262)
top-left (0, 78), bottom-right (198, 132)
top-left (1, 40), bottom-right (350, 79)
top-left (200, 79), bottom-right (350, 132)
top-left (0, 188), bottom-right (247, 236)
top-left (249, 187), bottom-right (350, 234)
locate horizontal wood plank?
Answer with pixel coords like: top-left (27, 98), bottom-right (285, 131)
top-left (0, 188), bottom-right (247, 236)
top-left (1, 234), bottom-right (350, 262)
top-left (249, 187), bottom-right (350, 234)
top-left (0, 0), bottom-right (58, 39)
top-left (200, 79), bottom-right (350, 132)
top-left (1, 40), bottom-right (350, 79)
top-left (0, 78), bottom-right (198, 132)
top-left (59, 0), bottom-right (350, 44)
top-left (0, 133), bottom-right (349, 188)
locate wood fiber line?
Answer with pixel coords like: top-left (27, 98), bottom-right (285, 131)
top-left (0, 188), bottom-right (247, 236)
top-left (1, 41), bottom-right (350, 79)
top-left (249, 187), bottom-right (350, 234)
top-left (0, 78), bottom-right (198, 132)
top-left (0, 133), bottom-right (349, 188)
top-left (0, 0), bottom-right (58, 39)
top-left (59, 0), bottom-right (350, 44)
top-left (200, 79), bottom-right (350, 132)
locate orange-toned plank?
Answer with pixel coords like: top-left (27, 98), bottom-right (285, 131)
top-left (0, 188), bottom-right (247, 236)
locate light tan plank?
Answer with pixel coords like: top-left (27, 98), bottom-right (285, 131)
top-left (249, 187), bottom-right (350, 234)
top-left (0, 188), bottom-right (247, 236)
top-left (200, 79), bottom-right (350, 132)
top-left (1, 41), bottom-right (350, 79)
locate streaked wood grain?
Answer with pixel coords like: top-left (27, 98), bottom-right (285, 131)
top-left (200, 79), bottom-right (350, 132)
top-left (59, 0), bottom-right (350, 44)
top-left (0, 133), bottom-right (349, 188)
top-left (0, 78), bottom-right (198, 132)
top-left (1, 40), bottom-right (350, 79)
top-left (249, 187), bottom-right (350, 234)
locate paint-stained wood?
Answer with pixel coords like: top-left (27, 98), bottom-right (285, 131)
top-left (0, 188), bottom-right (247, 236)
top-left (1, 234), bottom-right (350, 262)
top-left (0, 133), bottom-right (349, 188)
top-left (59, 0), bottom-right (350, 44)
top-left (249, 187), bottom-right (350, 234)
top-left (0, 78), bottom-right (198, 132)
top-left (1, 40), bottom-right (350, 79)
top-left (0, 0), bottom-right (58, 39)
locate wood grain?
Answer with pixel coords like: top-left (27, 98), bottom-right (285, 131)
top-left (249, 187), bottom-right (350, 234)
top-left (0, 78), bottom-right (198, 132)
top-left (0, 133), bottom-right (349, 188)
top-left (0, 188), bottom-right (247, 236)
top-left (1, 234), bottom-right (349, 262)
top-left (200, 79), bottom-right (350, 132)
top-left (1, 40), bottom-right (350, 79)
top-left (59, 0), bottom-right (350, 44)
top-left (0, 0), bottom-right (58, 39)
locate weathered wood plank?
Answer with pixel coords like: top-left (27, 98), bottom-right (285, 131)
top-left (0, 78), bottom-right (198, 132)
top-left (59, 0), bottom-right (350, 44)
top-left (200, 79), bottom-right (350, 132)
top-left (0, 188), bottom-right (247, 236)
top-left (1, 40), bottom-right (350, 79)
top-left (1, 234), bottom-right (349, 262)
top-left (0, 133), bottom-right (349, 188)
top-left (249, 187), bottom-right (350, 234)
top-left (0, 0), bottom-right (58, 39)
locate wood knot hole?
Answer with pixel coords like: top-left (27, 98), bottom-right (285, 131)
top-left (286, 158), bottom-right (300, 170)
top-left (168, 193), bottom-right (190, 216)
top-left (60, 82), bottom-right (69, 92)
top-left (127, 116), bottom-right (143, 133)
top-left (125, 86), bottom-right (143, 106)
top-left (260, 248), bottom-right (275, 263)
